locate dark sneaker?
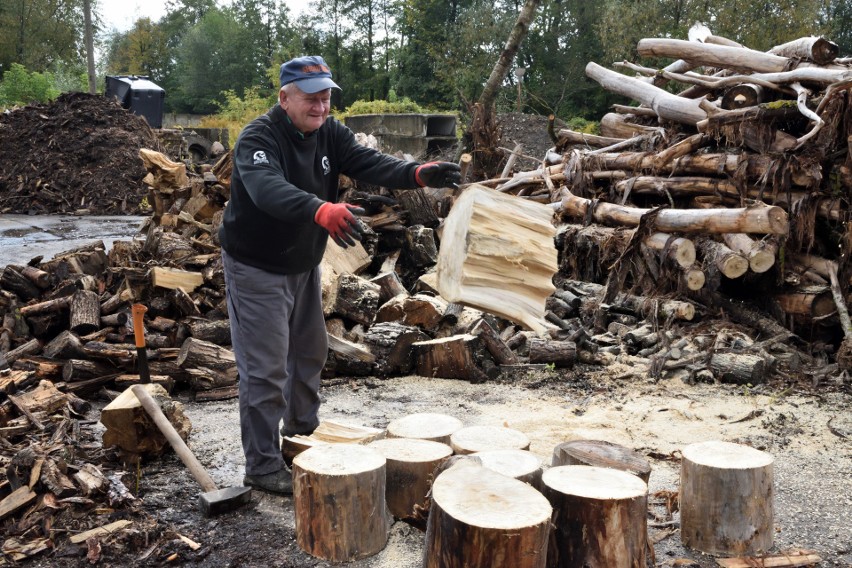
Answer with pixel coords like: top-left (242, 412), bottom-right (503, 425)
top-left (243, 468), bottom-right (293, 495)
top-left (280, 424), bottom-right (317, 438)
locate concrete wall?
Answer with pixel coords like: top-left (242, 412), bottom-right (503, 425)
top-left (163, 113), bottom-right (207, 127)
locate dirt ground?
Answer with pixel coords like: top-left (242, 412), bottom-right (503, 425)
top-left (29, 365), bottom-right (850, 568)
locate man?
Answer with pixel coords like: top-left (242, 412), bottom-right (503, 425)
top-left (219, 55), bottom-right (461, 494)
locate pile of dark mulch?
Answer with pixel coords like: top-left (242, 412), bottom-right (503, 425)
top-left (0, 92), bottom-right (160, 215)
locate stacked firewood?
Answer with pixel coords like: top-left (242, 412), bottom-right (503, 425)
top-left (470, 27), bottom-right (852, 369)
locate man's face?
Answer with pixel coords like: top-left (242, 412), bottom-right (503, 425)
top-left (279, 85), bottom-right (331, 133)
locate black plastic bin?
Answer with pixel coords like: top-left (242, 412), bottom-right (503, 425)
top-left (105, 76), bottom-right (165, 128)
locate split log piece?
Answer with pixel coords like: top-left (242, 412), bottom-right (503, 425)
top-left (369, 271), bottom-right (408, 304)
top-left (187, 319), bottom-right (231, 345)
top-left (449, 425), bottom-right (530, 455)
top-left (176, 337), bottom-right (236, 374)
top-left (100, 383), bottom-right (191, 455)
top-left (405, 225), bottom-right (439, 268)
top-left (376, 293), bottom-right (447, 330)
top-left (323, 273), bottom-right (380, 326)
top-left (472, 449), bottom-right (543, 488)
top-left (386, 412), bottom-right (464, 446)
top-left (542, 465), bottom-right (648, 568)
top-left (551, 439), bottom-right (651, 483)
top-left (680, 440), bottom-right (774, 555)
top-left (423, 460), bottom-right (551, 568)
top-left (42, 330), bottom-right (85, 359)
top-left (412, 334), bottom-right (488, 381)
top-left (367, 438), bottom-right (453, 519)
top-left (469, 318), bottom-right (518, 365)
top-left (292, 444), bottom-right (390, 562)
top-left (361, 322), bottom-right (428, 375)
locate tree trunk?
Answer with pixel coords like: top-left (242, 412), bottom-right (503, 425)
top-left (423, 461), bottom-right (551, 568)
top-left (680, 440), bottom-right (774, 555)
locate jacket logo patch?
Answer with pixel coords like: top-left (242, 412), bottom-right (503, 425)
top-left (322, 156), bottom-right (331, 175)
top-left (253, 151), bottom-right (269, 165)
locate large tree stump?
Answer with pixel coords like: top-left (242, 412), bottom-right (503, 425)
top-left (542, 465), bottom-right (648, 568)
top-left (472, 449), bottom-right (543, 488)
top-left (386, 412), bottom-right (464, 445)
top-left (680, 440), bottom-right (774, 555)
top-left (436, 185), bottom-right (558, 333)
top-left (367, 438), bottom-right (453, 519)
top-left (423, 460), bottom-right (551, 568)
top-left (450, 425), bottom-right (530, 455)
top-left (292, 444), bottom-right (390, 562)
top-left (551, 439), bottom-right (652, 483)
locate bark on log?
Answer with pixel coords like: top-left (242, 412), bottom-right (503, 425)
top-left (586, 63), bottom-right (707, 125)
top-left (187, 319), bottom-right (231, 345)
top-left (376, 293), bottom-right (447, 331)
top-left (551, 439), bottom-right (652, 483)
top-left (100, 383), bottom-right (191, 455)
top-left (3, 338), bottom-right (41, 363)
top-left (774, 286), bottom-right (835, 319)
top-left (469, 318), bottom-right (518, 365)
top-left (599, 112), bottom-right (663, 139)
top-left (528, 338), bottom-right (576, 367)
top-left (568, 279), bottom-right (696, 321)
top-left (449, 425), bottom-right (530, 455)
top-left (423, 461), bottom-right (551, 568)
top-left (698, 239), bottom-right (748, 279)
top-left (292, 444), bottom-right (390, 562)
top-left (767, 36), bottom-right (839, 65)
top-left (542, 465), bottom-right (648, 568)
top-left (709, 352), bottom-right (767, 385)
top-left (556, 189), bottom-right (788, 235)
top-left (1, 267), bottom-right (41, 301)
top-left (176, 337), bottom-right (236, 374)
top-left (323, 273), bottom-right (380, 326)
top-left (722, 234), bottom-right (776, 273)
top-left (69, 290), bottom-right (100, 335)
top-left (369, 271), bottom-right (408, 304)
top-left (412, 334), bottom-right (487, 381)
top-left (42, 330), bottom-right (85, 359)
top-left (367, 438), bottom-right (452, 519)
top-left (386, 412), bottom-right (464, 446)
top-left (436, 185), bottom-right (558, 333)
top-left (362, 322), bottom-right (429, 375)
top-left (680, 440), bottom-right (774, 555)
top-left (680, 265), bottom-right (706, 291)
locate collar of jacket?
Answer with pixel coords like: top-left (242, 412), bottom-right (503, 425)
top-left (268, 104), bottom-right (321, 140)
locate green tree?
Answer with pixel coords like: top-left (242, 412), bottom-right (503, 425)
top-left (103, 18), bottom-right (170, 78)
top-left (0, 62), bottom-right (60, 105)
top-left (0, 0), bottom-right (84, 75)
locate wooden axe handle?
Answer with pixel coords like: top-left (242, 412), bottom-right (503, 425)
top-left (131, 384), bottom-right (218, 493)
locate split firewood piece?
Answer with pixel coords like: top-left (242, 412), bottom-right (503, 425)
top-left (293, 444), bottom-right (390, 562)
top-left (68, 520), bottom-right (134, 545)
top-left (698, 239), bottom-right (748, 279)
top-left (176, 337), bottom-right (236, 375)
top-left (386, 413), bottom-right (464, 446)
top-left (40, 457), bottom-right (76, 497)
top-left (1, 266), bottom-right (41, 301)
top-left (469, 318), bottom-right (518, 365)
top-left (542, 465), bottom-right (648, 568)
top-left (551, 439), bottom-right (651, 483)
top-left (721, 234), bottom-right (776, 274)
top-left (436, 185), bottom-right (558, 334)
top-left (320, 239), bottom-right (371, 304)
top-left (423, 460), bottom-right (551, 568)
top-left (556, 189), bottom-right (788, 235)
top-left (139, 148), bottom-right (189, 190)
top-left (528, 338), bottom-right (576, 367)
top-left (680, 440), bottom-right (774, 555)
top-left (100, 383), bottom-right (191, 455)
top-left (473, 449), bottom-right (543, 488)
top-left (412, 334), bottom-right (488, 381)
top-left (0, 486), bottom-right (38, 521)
top-left (450, 425), bottom-right (530, 455)
top-left (69, 289), bottom-right (100, 335)
top-left (368, 438), bottom-right (453, 519)
top-left (362, 322), bottom-right (429, 375)
top-left (10, 380), bottom-right (67, 417)
top-left (323, 273), bottom-right (380, 326)
top-left (114, 374), bottom-right (175, 391)
top-left (150, 267), bottom-right (204, 292)
top-left (187, 319), bottom-right (230, 345)
top-left (327, 333), bottom-right (376, 364)
top-left (405, 225), bottom-right (439, 268)
top-left (369, 271), bottom-right (408, 304)
top-left (376, 293), bottom-right (447, 330)
top-left (281, 420), bottom-right (385, 464)
top-left (73, 463), bottom-right (108, 496)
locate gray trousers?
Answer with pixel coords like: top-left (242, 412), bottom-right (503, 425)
top-left (222, 250), bottom-right (327, 476)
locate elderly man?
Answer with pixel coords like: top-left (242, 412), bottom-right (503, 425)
top-left (219, 55), bottom-right (460, 494)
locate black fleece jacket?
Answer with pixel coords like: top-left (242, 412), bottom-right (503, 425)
top-left (219, 105), bottom-right (420, 274)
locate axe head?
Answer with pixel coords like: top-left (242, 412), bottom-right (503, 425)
top-left (198, 486), bottom-right (252, 517)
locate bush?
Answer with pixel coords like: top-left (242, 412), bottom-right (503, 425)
top-left (565, 116), bottom-right (599, 135)
top-left (204, 86), bottom-right (277, 143)
top-left (0, 63), bottom-right (60, 107)
top-left (337, 97), bottom-right (426, 123)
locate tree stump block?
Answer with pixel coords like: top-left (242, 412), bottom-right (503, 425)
top-left (680, 440), bottom-right (774, 555)
top-left (386, 412), bottom-right (463, 445)
top-left (292, 444), bottom-right (390, 562)
top-left (551, 439), bottom-right (652, 483)
top-left (423, 460), bottom-right (551, 568)
top-left (472, 449), bottom-right (543, 488)
top-left (542, 465), bottom-right (648, 568)
top-left (450, 425), bottom-right (530, 455)
top-left (367, 438), bottom-right (453, 519)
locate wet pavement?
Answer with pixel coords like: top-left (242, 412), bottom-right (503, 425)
top-left (0, 214), bottom-right (146, 267)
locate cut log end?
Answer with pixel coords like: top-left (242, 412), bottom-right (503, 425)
top-left (450, 425), bottom-right (530, 455)
top-left (386, 413), bottom-right (464, 445)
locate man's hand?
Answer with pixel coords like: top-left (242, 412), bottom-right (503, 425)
top-left (415, 161), bottom-right (461, 189)
top-left (314, 203), bottom-right (366, 248)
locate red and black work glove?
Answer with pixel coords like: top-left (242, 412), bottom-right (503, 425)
top-left (414, 161), bottom-right (462, 189)
top-left (314, 202), bottom-right (366, 249)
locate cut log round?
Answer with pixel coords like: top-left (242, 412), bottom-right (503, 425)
top-left (680, 440), bottom-right (774, 555)
top-left (542, 465), bottom-right (648, 568)
top-left (367, 438), bottom-right (452, 519)
top-left (551, 439), bottom-right (651, 483)
top-left (450, 425), bottom-right (530, 455)
top-left (386, 412), bottom-right (464, 445)
top-left (528, 338), bottom-right (576, 367)
top-left (423, 461), bottom-right (551, 568)
top-left (292, 444), bottom-right (390, 562)
top-left (472, 449), bottom-right (543, 488)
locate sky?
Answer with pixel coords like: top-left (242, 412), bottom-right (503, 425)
top-left (98, 0), bottom-right (311, 33)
